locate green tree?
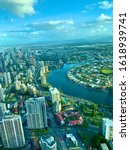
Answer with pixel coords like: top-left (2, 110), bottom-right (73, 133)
top-left (93, 104), bottom-right (98, 110)
top-left (92, 110), bottom-right (97, 117)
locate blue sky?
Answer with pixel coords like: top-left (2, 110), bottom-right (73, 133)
top-left (0, 0), bottom-right (113, 46)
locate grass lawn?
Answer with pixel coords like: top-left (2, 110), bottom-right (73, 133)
top-left (78, 130), bottom-right (99, 148)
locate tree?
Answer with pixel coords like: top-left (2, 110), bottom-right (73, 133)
top-left (69, 99), bottom-right (74, 105)
top-left (93, 104), bottom-right (98, 110)
top-left (92, 110), bottom-right (97, 117)
top-left (93, 135), bottom-right (103, 147)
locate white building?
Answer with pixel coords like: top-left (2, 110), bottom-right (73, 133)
top-left (3, 72), bottom-right (8, 85)
top-left (102, 118), bottom-right (113, 140)
top-left (40, 66), bottom-right (46, 76)
top-left (49, 87), bottom-right (61, 103)
top-left (41, 75), bottom-right (47, 86)
top-left (0, 103), bottom-right (6, 117)
top-left (7, 72), bottom-right (11, 84)
top-left (100, 143), bottom-right (109, 150)
top-left (0, 87), bottom-right (5, 102)
top-left (14, 80), bottom-right (21, 90)
top-left (45, 66), bottom-right (49, 73)
top-left (66, 133), bottom-right (78, 147)
top-left (49, 87), bottom-right (61, 113)
top-left (0, 114), bottom-right (25, 148)
top-left (40, 61), bottom-right (45, 68)
top-left (27, 84), bottom-right (37, 95)
top-left (25, 97), bottom-right (48, 129)
top-left (53, 101), bottom-right (61, 113)
top-left (40, 136), bottom-right (57, 150)
top-left (27, 69), bottom-right (33, 81)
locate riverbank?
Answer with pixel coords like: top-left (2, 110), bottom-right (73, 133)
top-left (67, 63), bottom-right (113, 91)
top-left (47, 63), bottom-right (113, 105)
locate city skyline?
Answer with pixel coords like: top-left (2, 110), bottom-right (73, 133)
top-left (0, 43), bottom-right (113, 149)
top-left (0, 0), bottom-right (113, 46)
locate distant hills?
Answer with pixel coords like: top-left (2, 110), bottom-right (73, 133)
top-left (1, 35), bottom-right (113, 47)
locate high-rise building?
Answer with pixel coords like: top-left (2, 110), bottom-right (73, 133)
top-left (53, 101), bottom-right (61, 113)
top-left (102, 118), bottom-right (113, 140)
top-left (3, 72), bottom-right (8, 85)
top-left (7, 72), bottom-right (11, 84)
top-left (27, 69), bottom-right (33, 81)
top-left (14, 80), bottom-right (21, 90)
top-left (45, 66), bottom-right (49, 73)
top-left (0, 114), bottom-right (25, 148)
top-left (3, 72), bottom-right (11, 85)
top-left (27, 84), bottom-right (37, 95)
top-left (49, 87), bottom-right (61, 103)
top-left (20, 83), bottom-right (27, 93)
top-left (0, 103), bottom-right (6, 117)
top-left (0, 87), bottom-right (5, 102)
top-left (40, 68), bottom-right (46, 77)
top-left (40, 61), bottom-right (45, 67)
top-left (41, 75), bottom-right (47, 86)
top-left (40, 136), bottom-right (57, 150)
top-left (49, 87), bottom-right (61, 113)
top-left (25, 97), bottom-right (48, 129)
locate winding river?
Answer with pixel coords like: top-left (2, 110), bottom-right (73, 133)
top-left (47, 63), bottom-right (113, 106)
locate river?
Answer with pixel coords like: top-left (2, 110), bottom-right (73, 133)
top-left (47, 63), bottom-right (113, 106)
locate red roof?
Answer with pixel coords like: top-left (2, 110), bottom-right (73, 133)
top-left (69, 120), bottom-right (79, 125)
top-left (76, 113), bottom-right (81, 119)
top-left (57, 114), bottom-right (64, 122)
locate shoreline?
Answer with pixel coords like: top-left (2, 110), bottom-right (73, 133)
top-left (67, 70), bottom-right (113, 92)
top-left (60, 92), bottom-right (113, 107)
top-left (47, 63), bottom-right (113, 106)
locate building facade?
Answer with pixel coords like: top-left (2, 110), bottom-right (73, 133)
top-left (26, 97), bottom-right (48, 129)
top-left (0, 114), bottom-right (25, 148)
top-left (49, 87), bottom-right (61, 113)
top-left (0, 87), bottom-right (5, 102)
top-left (0, 103), bottom-right (7, 117)
top-left (102, 118), bottom-right (113, 140)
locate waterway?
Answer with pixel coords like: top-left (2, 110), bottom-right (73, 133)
top-left (47, 63), bottom-right (113, 105)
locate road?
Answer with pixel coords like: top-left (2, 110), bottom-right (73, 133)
top-left (34, 64), bottom-right (67, 150)
top-left (34, 63), bottom-right (100, 150)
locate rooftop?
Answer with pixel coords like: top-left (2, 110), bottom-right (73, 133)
top-left (103, 118), bottom-right (113, 126)
top-left (41, 136), bottom-right (56, 147)
top-left (49, 87), bottom-right (60, 94)
top-left (100, 143), bottom-right (109, 150)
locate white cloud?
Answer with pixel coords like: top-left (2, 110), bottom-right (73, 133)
top-left (97, 14), bottom-right (112, 21)
top-left (82, 1), bottom-right (112, 13)
top-left (0, 0), bottom-right (37, 17)
top-left (98, 1), bottom-right (113, 9)
top-left (48, 20), bottom-right (74, 25)
top-left (27, 20), bottom-right (74, 31)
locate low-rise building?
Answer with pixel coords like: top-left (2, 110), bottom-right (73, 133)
top-left (40, 136), bottom-right (57, 150)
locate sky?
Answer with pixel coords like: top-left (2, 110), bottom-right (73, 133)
top-left (0, 0), bottom-right (113, 46)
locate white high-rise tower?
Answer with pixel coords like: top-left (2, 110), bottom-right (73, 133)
top-left (0, 114), bottom-right (25, 148)
top-left (25, 97), bottom-right (48, 129)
